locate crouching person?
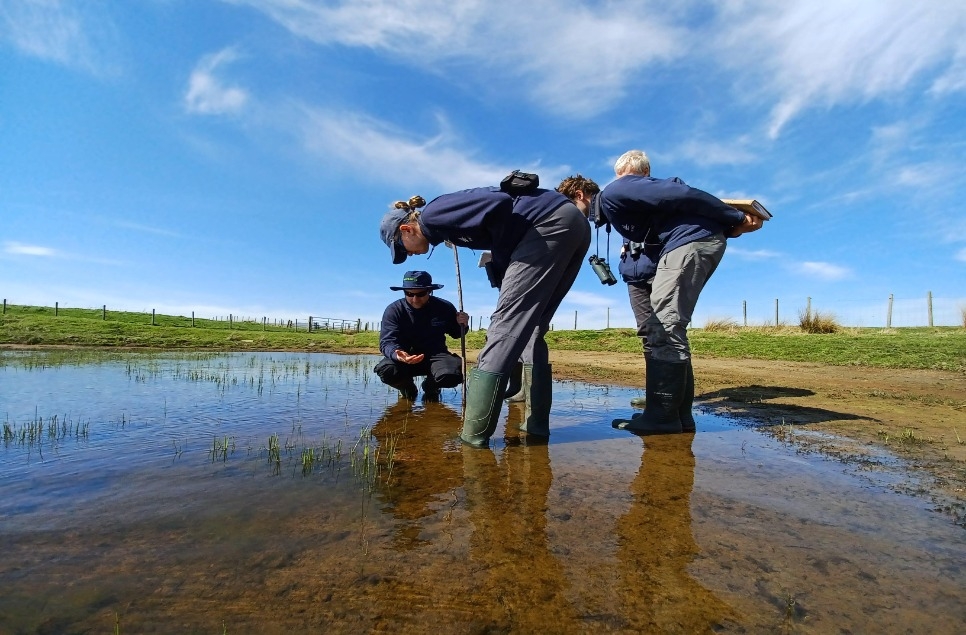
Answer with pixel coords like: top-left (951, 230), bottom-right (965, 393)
top-left (374, 270), bottom-right (469, 401)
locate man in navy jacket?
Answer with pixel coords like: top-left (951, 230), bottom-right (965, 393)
top-left (375, 271), bottom-right (469, 401)
top-left (559, 159), bottom-right (762, 434)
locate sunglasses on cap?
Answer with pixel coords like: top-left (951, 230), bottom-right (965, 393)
top-left (404, 290), bottom-right (429, 298)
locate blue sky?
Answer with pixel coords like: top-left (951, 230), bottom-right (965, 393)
top-left (2, 0), bottom-right (965, 329)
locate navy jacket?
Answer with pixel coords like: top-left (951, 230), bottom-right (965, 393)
top-left (600, 175), bottom-right (745, 257)
top-left (379, 296), bottom-right (464, 360)
top-left (417, 187), bottom-right (570, 284)
top-left (618, 241), bottom-right (657, 284)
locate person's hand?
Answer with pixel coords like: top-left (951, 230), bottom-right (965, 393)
top-left (395, 351), bottom-right (425, 364)
top-left (728, 213), bottom-right (764, 237)
top-left (456, 311), bottom-right (469, 326)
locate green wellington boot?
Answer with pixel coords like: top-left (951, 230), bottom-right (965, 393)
top-left (504, 361), bottom-right (525, 402)
top-left (520, 363), bottom-right (552, 436)
top-left (612, 358), bottom-right (687, 434)
top-left (678, 361), bottom-right (696, 433)
top-left (459, 367), bottom-right (508, 449)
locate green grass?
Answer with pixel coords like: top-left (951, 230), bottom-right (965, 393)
top-left (1, 303), bottom-right (964, 372)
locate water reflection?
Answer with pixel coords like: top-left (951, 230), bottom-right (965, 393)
top-left (614, 434), bottom-right (738, 632)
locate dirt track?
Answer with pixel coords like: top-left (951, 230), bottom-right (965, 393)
top-left (536, 350), bottom-right (966, 510)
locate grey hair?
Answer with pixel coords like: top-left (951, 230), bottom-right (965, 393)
top-left (614, 149), bottom-right (650, 177)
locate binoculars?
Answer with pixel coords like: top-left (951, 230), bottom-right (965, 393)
top-left (588, 254), bottom-right (617, 286)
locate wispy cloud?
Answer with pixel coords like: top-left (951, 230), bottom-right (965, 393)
top-left (712, 1), bottom-right (966, 138)
top-left (184, 47), bottom-right (249, 116)
top-left (294, 105), bottom-right (570, 190)
top-left (726, 246), bottom-right (780, 261)
top-left (0, 1), bottom-right (119, 74)
top-left (955, 248), bottom-right (966, 263)
top-left (114, 221), bottom-right (183, 238)
top-left (797, 261), bottom-right (851, 281)
top-left (4, 241), bottom-right (59, 257)
top-left (223, 0), bottom-right (687, 118)
top-left (2, 241), bottom-right (123, 266)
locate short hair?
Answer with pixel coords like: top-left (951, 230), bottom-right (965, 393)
top-left (556, 174), bottom-right (600, 200)
top-left (614, 150), bottom-right (650, 177)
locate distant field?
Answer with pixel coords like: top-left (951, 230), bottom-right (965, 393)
top-left (1, 304), bottom-right (963, 372)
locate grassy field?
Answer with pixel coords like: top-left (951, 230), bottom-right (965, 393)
top-left (1, 303), bottom-right (964, 372)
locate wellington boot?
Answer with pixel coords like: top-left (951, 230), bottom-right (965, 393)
top-left (504, 361), bottom-right (525, 402)
top-left (421, 376), bottom-right (441, 402)
top-left (459, 368), bottom-right (508, 449)
top-left (521, 363), bottom-right (552, 437)
top-left (678, 361), bottom-right (696, 433)
top-left (613, 359), bottom-right (686, 434)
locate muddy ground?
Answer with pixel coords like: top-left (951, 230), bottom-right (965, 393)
top-left (535, 350), bottom-right (966, 516)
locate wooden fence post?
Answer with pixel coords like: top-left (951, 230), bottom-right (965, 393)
top-left (742, 300), bottom-right (747, 327)
top-left (887, 294), bottom-right (893, 328)
top-left (928, 291), bottom-right (934, 327)
top-left (152, 309), bottom-right (156, 326)
top-left (102, 305), bottom-right (106, 320)
top-left (55, 302), bottom-right (59, 317)
top-left (774, 299), bottom-right (779, 327)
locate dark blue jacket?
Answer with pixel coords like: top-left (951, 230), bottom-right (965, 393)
top-left (379, 296), bottom-right (464, 360)
top-left (618, 241), bottom-right (657, 284)
top-left (600, 175), bottom-right (745, 257)
top-left (417, 187), bottom-right (570, 284)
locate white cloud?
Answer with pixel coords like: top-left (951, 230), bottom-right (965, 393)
top-left (294, 105), bottom-right (570, 190)
top-left (0, 0), bottom-right (118, 74)
top-left (4, 241), bottom-right (59, 257)
top-left (184, 48), bottom-right (249, 115)
top-left (712, 1), bottom-right (966, 137)
top-left (797, 261), bottom-right (851, 281)
top-left (726, 246), bottom-right (780, 260)
top-left (223, 0), bottom-right (686, 118)
top-left (955, 248), bottom-right (966, 263)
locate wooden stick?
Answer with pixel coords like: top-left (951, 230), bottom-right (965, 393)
top-left (452, 243), bottom-right (467, 408)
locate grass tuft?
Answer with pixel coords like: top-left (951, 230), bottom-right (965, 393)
top-left (703, 317), bottom-right (740, 332)
top-left (798, 307), bottom-right (840, 334)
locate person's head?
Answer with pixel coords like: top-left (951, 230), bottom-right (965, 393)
top-left (557, 174), bottom-right (600, 218)
top-left (389, 270), bottom-right (443, 309)
top-left (614, 149), bottom-right (650, 177)
top-left (379, 196), bottom-right (429, 264)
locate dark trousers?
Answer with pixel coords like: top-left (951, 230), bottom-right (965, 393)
top-left (374, 352), bottom-right (463, 390)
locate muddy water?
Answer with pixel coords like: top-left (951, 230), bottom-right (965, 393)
top-left (1, 351), bottom-right (964, 633)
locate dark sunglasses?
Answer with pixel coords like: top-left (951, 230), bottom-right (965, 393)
top-left (404, 290), bottom-right (429, 298)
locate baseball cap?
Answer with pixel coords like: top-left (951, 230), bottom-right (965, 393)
top-left (379, 208), bottom-right (411, 264)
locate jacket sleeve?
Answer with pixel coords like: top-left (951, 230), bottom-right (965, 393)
top-left (379, 302), bottom-right (405, 360)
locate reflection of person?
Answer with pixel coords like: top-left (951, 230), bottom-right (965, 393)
top-left (369, 400), bottom-right (465, 550)
top-left (614, 434), bottom-right (738, 631)
top-left (374, 270), bottom-right (469, 401)
top-left (558, 162), bottom-right (762, 434)
top-left (461, 436), bottom-right (579, 628)
top-left (379, 186), bottom-right (590, 447)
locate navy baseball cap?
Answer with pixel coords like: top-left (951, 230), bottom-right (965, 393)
top-left (379, 208), bottom-right (410, 264)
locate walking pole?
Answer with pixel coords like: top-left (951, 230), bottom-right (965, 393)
top-left (451, 243), bottom-right (467, 408)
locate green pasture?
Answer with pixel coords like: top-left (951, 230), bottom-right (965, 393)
top-left (0, 303), bottom-right (963, 372)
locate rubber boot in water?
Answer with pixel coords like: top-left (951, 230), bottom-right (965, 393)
top-left (520, 363), bottom-right (552, 436)
top-left (678, 360), bottom-right (696, 433)
top-left (460, 368), bottom-right (508, 449)
top-left (612, 358), bottom-right (686, 434)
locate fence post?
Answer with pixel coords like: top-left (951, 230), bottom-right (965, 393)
top-left (3, 299), bottom-right (6, 314)
top-left (152, 309), bottom-right (156, 326)
top-left (356, 319), bottom-right (361, 332)
top-left (742, 300), bottom-right (747, 327)
top-left (229, 314), bottom-right (233, 330)
top-left (308, 316), bottom-right (313, 333)
top-left (807, 296), bottom-right (811, 316)
top-left (606, 307), bottom-right (610, 329)
top-left (263, 317), bottom-right (266, 331)
top-left (887, 294), bottom-right (893, 328)
top-left (55, 301), bottom-right (59, 317)
top-left (774, 299), bottom-right (779, 327)
top-left (102, 305), bottom-right (106, 320)
top-left (191, 311), bottom-right (195, 328)
top-left (574, 310), bottom-right (577, 330)
top-left (928, 291), bottom-right (934, 327)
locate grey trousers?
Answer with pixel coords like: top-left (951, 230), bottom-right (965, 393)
top-left (645, 234), bottom-right (726, 363)
top-left (627, 279), bottom-right (654, 356)
top-left (476, 202), bottom-right (591, 374)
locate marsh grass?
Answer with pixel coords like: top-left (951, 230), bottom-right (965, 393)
top-left (961, 305), bottom-right (966, 328)
top-left (798, 307), bottom-right (840, 334)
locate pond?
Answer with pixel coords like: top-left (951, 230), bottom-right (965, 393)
top-left (1, 350), bottom-right (964, 633)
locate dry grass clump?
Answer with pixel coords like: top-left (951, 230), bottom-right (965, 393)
top-left (798, 307), bottom-right (840, 333)
top-left (703, 317), bottom-right (740, 332)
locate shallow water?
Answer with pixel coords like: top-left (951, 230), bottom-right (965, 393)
top-left (1, 351), bottom-right (964, 633)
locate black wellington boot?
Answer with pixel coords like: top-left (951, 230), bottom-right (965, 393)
top-left (678, 360), bottom-right (696, 433)
top-left (504, 361), bottom-right (525, 402)
top-left (612, 358), bottom-right (687, 434)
